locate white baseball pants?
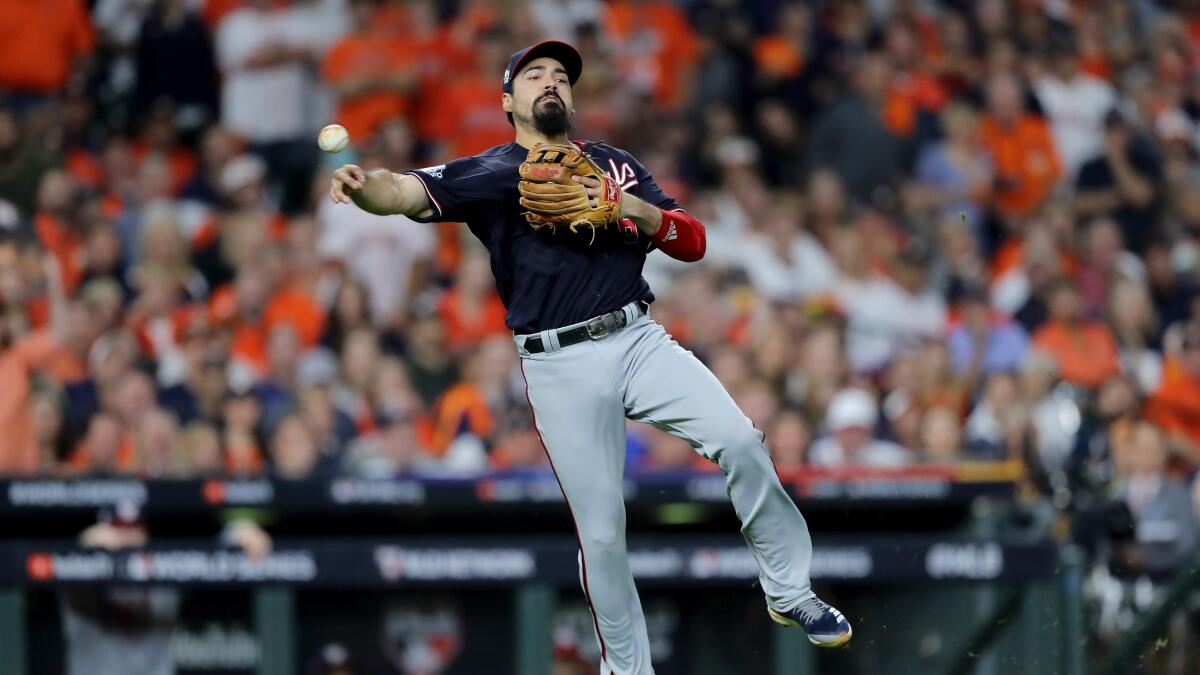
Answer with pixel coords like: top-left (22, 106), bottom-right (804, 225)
top-left (516, 304), bottom-right (816, 675)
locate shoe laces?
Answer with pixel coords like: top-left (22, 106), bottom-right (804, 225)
top-left (794, 598), bottom-right (831, 625)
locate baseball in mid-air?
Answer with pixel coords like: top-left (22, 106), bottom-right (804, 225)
top-left (318, 124), bottom-right (349, 153)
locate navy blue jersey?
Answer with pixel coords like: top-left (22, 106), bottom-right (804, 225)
top-left (404, 141), bottom-right (681, 334)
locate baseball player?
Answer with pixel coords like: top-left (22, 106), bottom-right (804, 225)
top-left (330, 40), bottom-right (852, 674)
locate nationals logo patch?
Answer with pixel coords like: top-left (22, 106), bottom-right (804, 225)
top-left (606, 159), bottom-right (639, 191)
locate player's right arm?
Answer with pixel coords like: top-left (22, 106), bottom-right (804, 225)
top-left (330, 165), bottom-right (435, 220)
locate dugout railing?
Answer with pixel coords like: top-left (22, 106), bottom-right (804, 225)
top-left (0, 464), bottom-right (1092, 675)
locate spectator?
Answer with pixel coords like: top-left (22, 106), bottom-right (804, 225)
top-left (1147, 321), bottom-right (1200, 459)
top-left (737, 195), bottom-right (837, 302)
top-left (402, 312), bottom-right (460, 407)
top-left (438, 249), bottom-right (510, 354)
top-left (0, 0), bottom-right (94, 102)
top-left (211, 258), bottom-right (324, 379)
top-left (332, 327), bottom-right (380, 432)
top-left (35, 170), bottom-right (87, 293)
top-left (791, 322), bottom-right (847, 424)
top-left (978, 72), bottom-right (1062, 221)
top-left (297, 380), bottom-right (356, 465)
top-left (79, 223), bottom-right (129, 297)
top-left (426, 336), bottom-right (520, 472)
top-left (1032, 34), bottom-right (1116, 182)
top-left (767, 409), bottom-right (811, 469)
top-left (222, 387), bottom-right (264, 477)
top-left (256, 322), bottom-right (304, 422)
top-left (69, 412), bottom-right (128, 475)
top-left (1071, 375), bottom-right (1139, 501)
top-left (918, 406), bottom-right (963, 463)
top-left (321, 0), bottom-right (417, 142)
top-left (804, 169), bottom-right (849, 243)
top-left (1107, 278), bottom-right (1162, 395)
top-left (602, 0), bottom-right (698, 111)
top-left (1018, 352), bottom-right (1079, 473)
top-left (157, 332), bottom-right (227, 423)
top-left (133, 0), bottom-right (220, 134)
top-left (0, 250), bottom-right (67, 474)
top-left (215, 0), bottom-right (320, 213)
top-left (834, 236), bottom-right (946, 374)
top-left (341, 408), bottom-right (423, 478)
top-left (964, 371), bottom-right (1022, 459)
top-left (320, 278), bottom-right (371, 353)
top-left (180, 421), bottom-right (223, 477)
top-left (31, 387), bottom-right (67, 473)
top-left (808, 387), bottom-right (908, 467)
top-left (1075, 217), bottom-right (1144, 319)
top-left (132, 408), bottom-right (185, 478)
top-left (910, 102), bottom-right (993, 237)
top-left (1074, 110), bottom-right (1162, 254)
top-left (268, 411), bottom-right (320, 479)
top-left (1105, 421), bottom-right (1198, 581)
top-left (179, 126), bottom-right (239, 208)
top-left (947, 282), bottom-right (1030, 389)
top-left (1031, 280), bottom-right (1121, 390)
top-left (0, 110), bottom-right (61, 216)
top-left (752, 2), bottom-right (812, 105)
top-left (807, 51), bottom-right (904, 206)
top-left (59, 324), bottom-right (133, 428)
top-left (420, 28), bottom-right (515, 159)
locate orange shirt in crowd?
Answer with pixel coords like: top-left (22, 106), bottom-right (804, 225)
top-left (0, 0), bottom-right (93, 94)
top-left (209, 285), bottom-right (325, 374)
top-left (425, 382), bottom-right (494, 456)
top-left (35, 213), bottom-right (84, 293)
top-left (424, 72), bottom-right (512, 158)
top-left (604, 0), bottom-right (699, 109)
top-left (321, 31), bottom-right (418, 141)
top-left (753, 35), bottom-right (806, 80)
top-left (884, 71), bottom-right (948, 137)
top-left (1031, 319), bottom-right (1121, 389)
top-left (978, 114), bottom-right (1062, 218)
top-left (1146, 359), bottom-right (1200, 448)
top-left (0, 330), bottom-right (58, 475)
top-left (438, 290), bottom-right (508, 353)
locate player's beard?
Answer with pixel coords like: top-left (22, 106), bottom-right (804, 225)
top-left (529, 96), bottom-right (570, 136)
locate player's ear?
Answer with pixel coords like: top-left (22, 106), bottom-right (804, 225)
top-left (502, 93), bottom-right (513, 114)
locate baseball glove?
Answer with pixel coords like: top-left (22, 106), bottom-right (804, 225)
top-left (518, 143), bottom-right (622, 237)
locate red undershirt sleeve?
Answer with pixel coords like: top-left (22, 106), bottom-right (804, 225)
top-left (648, 209), bottom-right (706, 262)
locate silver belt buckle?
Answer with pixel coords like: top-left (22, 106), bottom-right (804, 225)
top-left (585, 312), bottom-right (621, 339)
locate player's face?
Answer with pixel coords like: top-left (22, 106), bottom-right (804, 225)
top-left (506, 57), bottom-right (574, 135)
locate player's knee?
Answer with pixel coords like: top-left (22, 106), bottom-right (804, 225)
top-left (580, 522), bottom-right (625, 554)
top-left (712, 423), bottom-right (764, 456)
top-left (711, 424), bottom-right (769, 469)
top-left (577, 505), bottom-right (627, 554)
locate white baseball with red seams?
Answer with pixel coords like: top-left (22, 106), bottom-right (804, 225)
top-left (317, 124), bottom-right (349, 153)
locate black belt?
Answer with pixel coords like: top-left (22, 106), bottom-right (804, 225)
top-left (524, 301), bottom-right (648, 354)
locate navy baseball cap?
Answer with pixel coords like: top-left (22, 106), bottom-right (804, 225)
top-left (502, 40), bottom-right (583, 94)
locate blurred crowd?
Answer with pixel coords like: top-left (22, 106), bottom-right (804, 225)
top-left (8, 0), bottom-right (1200, 670)
top-left (5, 0), bottom-right (1200, 587)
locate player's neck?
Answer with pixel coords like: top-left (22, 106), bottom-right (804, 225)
top-left (515, 127), bottom-right (571, 149)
